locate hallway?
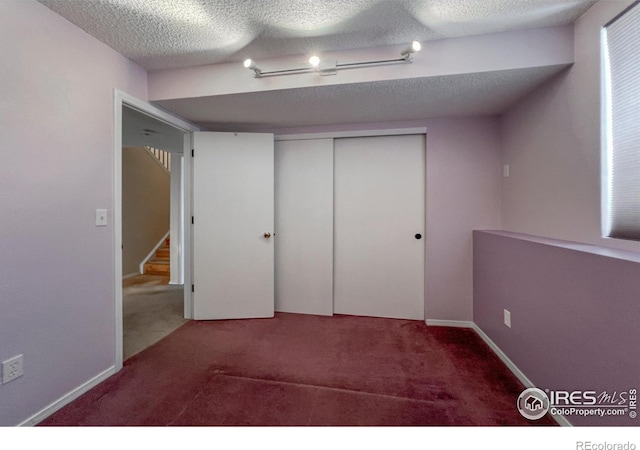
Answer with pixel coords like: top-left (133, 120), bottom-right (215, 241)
top-left (123, 274), bottom-right (186, 360)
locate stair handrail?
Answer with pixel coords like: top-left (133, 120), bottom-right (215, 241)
top-left (139, 231), bottom-right (170, 275)
top-left (144, 146), bottom-right (171, 174)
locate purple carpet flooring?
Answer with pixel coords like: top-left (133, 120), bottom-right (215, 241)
top-left (40, 313), bottom-right (556, 426)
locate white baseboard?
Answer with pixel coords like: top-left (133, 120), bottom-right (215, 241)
top-left (18, 366), bottom-right (117, 426)
top-left (426, 319), bottom-right (475, 328)
top-left (425, 319), bottom-right (571, 427)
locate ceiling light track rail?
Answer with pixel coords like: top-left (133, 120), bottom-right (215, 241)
top-left (244, 40), bottom-right (421, 79)
top-left (255, 66), bottom-right (316, 77)
top-left (336, 56), bottom-right (414, 69)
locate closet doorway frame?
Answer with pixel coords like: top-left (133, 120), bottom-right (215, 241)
top-left (274, 127), bottom-right (428, 321)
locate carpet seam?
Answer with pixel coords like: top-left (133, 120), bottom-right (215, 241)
top-left (214, 372), bottom-right (450, 405)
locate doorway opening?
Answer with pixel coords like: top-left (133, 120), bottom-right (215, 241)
top-left (121, 143), bottom-right (181, 360)
top-left (114, 91), bottom-right (198, 369)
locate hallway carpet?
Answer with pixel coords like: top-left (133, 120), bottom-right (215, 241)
top-left (123, 274), bottom-right (186, 360)
top-left (40, 313), bottom-right (556, 426)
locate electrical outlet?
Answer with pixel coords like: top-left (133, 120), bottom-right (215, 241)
top-left (3, 354), bottom-right (24, 384)
top-left (504, 309), bottom-right (512, 328)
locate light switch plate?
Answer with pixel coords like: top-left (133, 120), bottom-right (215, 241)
top-left (96, 209), bottom-right (108, 226)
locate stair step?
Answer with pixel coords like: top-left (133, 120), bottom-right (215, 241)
top-left (155, 247), bottom-right (170, 259)
top-left (144, 260), bottom-right (170, 275)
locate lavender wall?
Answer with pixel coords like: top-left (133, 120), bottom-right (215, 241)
top-left (0, 1), bottom-right (147, 426)
top-left (474, 230), bottom-right (640, 426)
top-left (484, 0), bottom-right (640, 426)
top-left (275, 117), bottom-right (503, 322)
top-left (500, 0), bottom-right (639, 253)
top-left (424, 118), bottom-right (502, 321)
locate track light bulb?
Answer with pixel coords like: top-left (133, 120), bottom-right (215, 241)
top-left (243, 58), bottom-right (262, 77)
top-left (401, 40), bottom-right (422, 60)
top-left (309, 55), bottom-right (320, 67)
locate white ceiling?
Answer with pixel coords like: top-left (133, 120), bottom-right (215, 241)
top-left (156, 65), bottom-right (569, 131)
top-left (122, 106), bottom-right (186, 153)
top-left (39, 0), bottom-right (596, 71)
top-left (39, 0), bottom-right (597, 131)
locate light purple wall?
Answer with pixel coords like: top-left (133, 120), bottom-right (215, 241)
top-left (474, 230), bottom-right (640, 426)
top-left (0, 1), bottom-right (147, 426)
top-left (500, 0), bottom-right (639, 253)
top-left (424, 118), bottom-right (502, 321)
top-left (275, 117), bottom-right (503, 322)
top-left (483, 0), bottom-right (640, 426)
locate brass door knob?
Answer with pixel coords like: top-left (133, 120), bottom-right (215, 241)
top-left (264, 232), bottom-right (271, 239)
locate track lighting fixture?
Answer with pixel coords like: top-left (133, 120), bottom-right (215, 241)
top-left (243, 41), bottom-right (421, 78)
top-left (243, 58), bottom-right (262, 77)
top-left (401, 40), bottom-right (422, 61)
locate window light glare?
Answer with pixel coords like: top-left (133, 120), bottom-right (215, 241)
top-left (309, 55), bottom-right (320, 67)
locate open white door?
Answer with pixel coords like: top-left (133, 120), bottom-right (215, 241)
top-left (192, 132), bottom-right (275, 320)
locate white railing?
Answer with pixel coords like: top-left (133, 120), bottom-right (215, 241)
top-left (139, 230), bottom-right (170, 275)
top-left (145, 146), bottom-right (171, 173)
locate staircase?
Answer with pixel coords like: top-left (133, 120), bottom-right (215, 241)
top-left (142, 147), bottom-right (170, 277)
top-left (143, 238), bottom-right (170, 276)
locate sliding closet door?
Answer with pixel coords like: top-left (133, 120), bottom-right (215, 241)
top-left (275, 139), bottom-right (334, 316)
top-left (334, 135), bottom-right (425, 320)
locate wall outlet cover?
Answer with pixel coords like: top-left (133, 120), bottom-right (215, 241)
top-left (2, 354), bottom-right (24, 384)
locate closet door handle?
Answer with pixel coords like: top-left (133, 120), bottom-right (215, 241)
top-left (415, 233), bottom-right (422, 240)
top-left (264, 232), bottom-right (272, 239)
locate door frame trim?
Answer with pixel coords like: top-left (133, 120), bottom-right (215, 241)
top-left (113, 89), bottom-right (198, 370)
top-left (274, 127), bottom-right (427, 141)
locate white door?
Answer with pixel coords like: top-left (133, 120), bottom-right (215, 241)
top-left (275, 138), bottom-right (334, 316)
top-left (192, 132), bottom-right (274, 320)
top-left (334, 135), bottom-right (425, 320)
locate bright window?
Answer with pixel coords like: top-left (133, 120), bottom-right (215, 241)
top-left (602, 1), bottom-right (640, 241)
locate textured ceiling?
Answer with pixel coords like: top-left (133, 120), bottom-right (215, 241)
top-left (155, 65), bottom-right (569, 132)
top-left (39, 0), bottom-right (596, 71)
top-left (39, 0), bottom-right (595, 130)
